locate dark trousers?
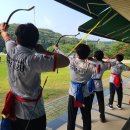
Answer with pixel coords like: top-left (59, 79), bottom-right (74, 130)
top-left (90, 91), bottom-right (105, 117)
top-left (12, 115), bottom-right (46, 130)
top-left (109, 83), bottom-right (123, 106)
top-left (67, 95), bottom-right (91, 130)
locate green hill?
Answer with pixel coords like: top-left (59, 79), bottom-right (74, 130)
top-left (0, 24), bottom-right (80, 52)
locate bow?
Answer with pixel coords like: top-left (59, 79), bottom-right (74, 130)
top-left (55, 33), bottom-right (80, 47)
top-left (54, 33), bottom-right (80, 74)
top-left (6, 6), bottom-right (35, 25)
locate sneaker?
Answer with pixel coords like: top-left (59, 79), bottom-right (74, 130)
top-left (106, 104), bottom-right (114, 110)
top-left (100, 114), bottom-right (106, 123)
top-left (116, 105), bottom-right (122, 110)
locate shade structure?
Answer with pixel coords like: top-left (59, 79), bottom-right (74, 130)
top-left (55, 0), bottom-right (109, 18)
top-left (104, 0), bottom-right (130, 22)
top-left (55, 0), bottom-right (130, 43)
top-left (78, 9), bottom-right (130, 43)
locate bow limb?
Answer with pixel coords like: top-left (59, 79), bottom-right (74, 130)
top-left (6, 6), bottom-right (35, 25)
top-left (56, 33), bottom-right (80, 47)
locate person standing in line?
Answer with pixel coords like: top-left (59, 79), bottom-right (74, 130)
top-left (54, 44), bottom-right (98, 130)
top-left (0, 23), bottom-right (69, 130)
top-left (106, 54), bottom-right (130, 110)
top-left (89, 50), bottom-right (113, 123)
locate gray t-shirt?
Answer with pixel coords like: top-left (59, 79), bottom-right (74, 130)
top-left (5, 40), bottom-right (55, 120)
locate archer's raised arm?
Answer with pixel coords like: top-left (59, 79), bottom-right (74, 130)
top-left (0, 23), bottom-right (11, 42)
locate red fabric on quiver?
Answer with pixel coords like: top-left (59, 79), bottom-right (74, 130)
top-left (2, 91), bottom-right (15, 119)
top-left (112, 73), bottom-right (121, 88)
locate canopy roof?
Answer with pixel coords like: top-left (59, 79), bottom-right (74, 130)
top-left (55, 0), bottom-right (130, 43)
top-left (55, 0), bottom-right (130, 21)
top-left (104, 0), bottom-right (130, 22)
top-left (55, 0), bottom-right (109, 18)
top-left (78, 9), bottom-right (130, 43)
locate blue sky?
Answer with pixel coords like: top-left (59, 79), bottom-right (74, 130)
top-left (0, 0), bottom-right (109, 41)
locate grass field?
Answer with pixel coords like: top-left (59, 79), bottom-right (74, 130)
top-left (0, 54), bottom-right (130, 114)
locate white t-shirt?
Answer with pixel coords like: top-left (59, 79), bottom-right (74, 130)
top-left (5, 40), bottom-right (55, 120)
top-left (91, 60), bottom-right (111, 91)
top-left (109, 61), bottom-right (130, 84)
top-left (69, 57), bottom-right (97, 97)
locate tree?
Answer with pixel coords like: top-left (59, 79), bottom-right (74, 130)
top-left (105, 41), bottom-right (130, 59)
